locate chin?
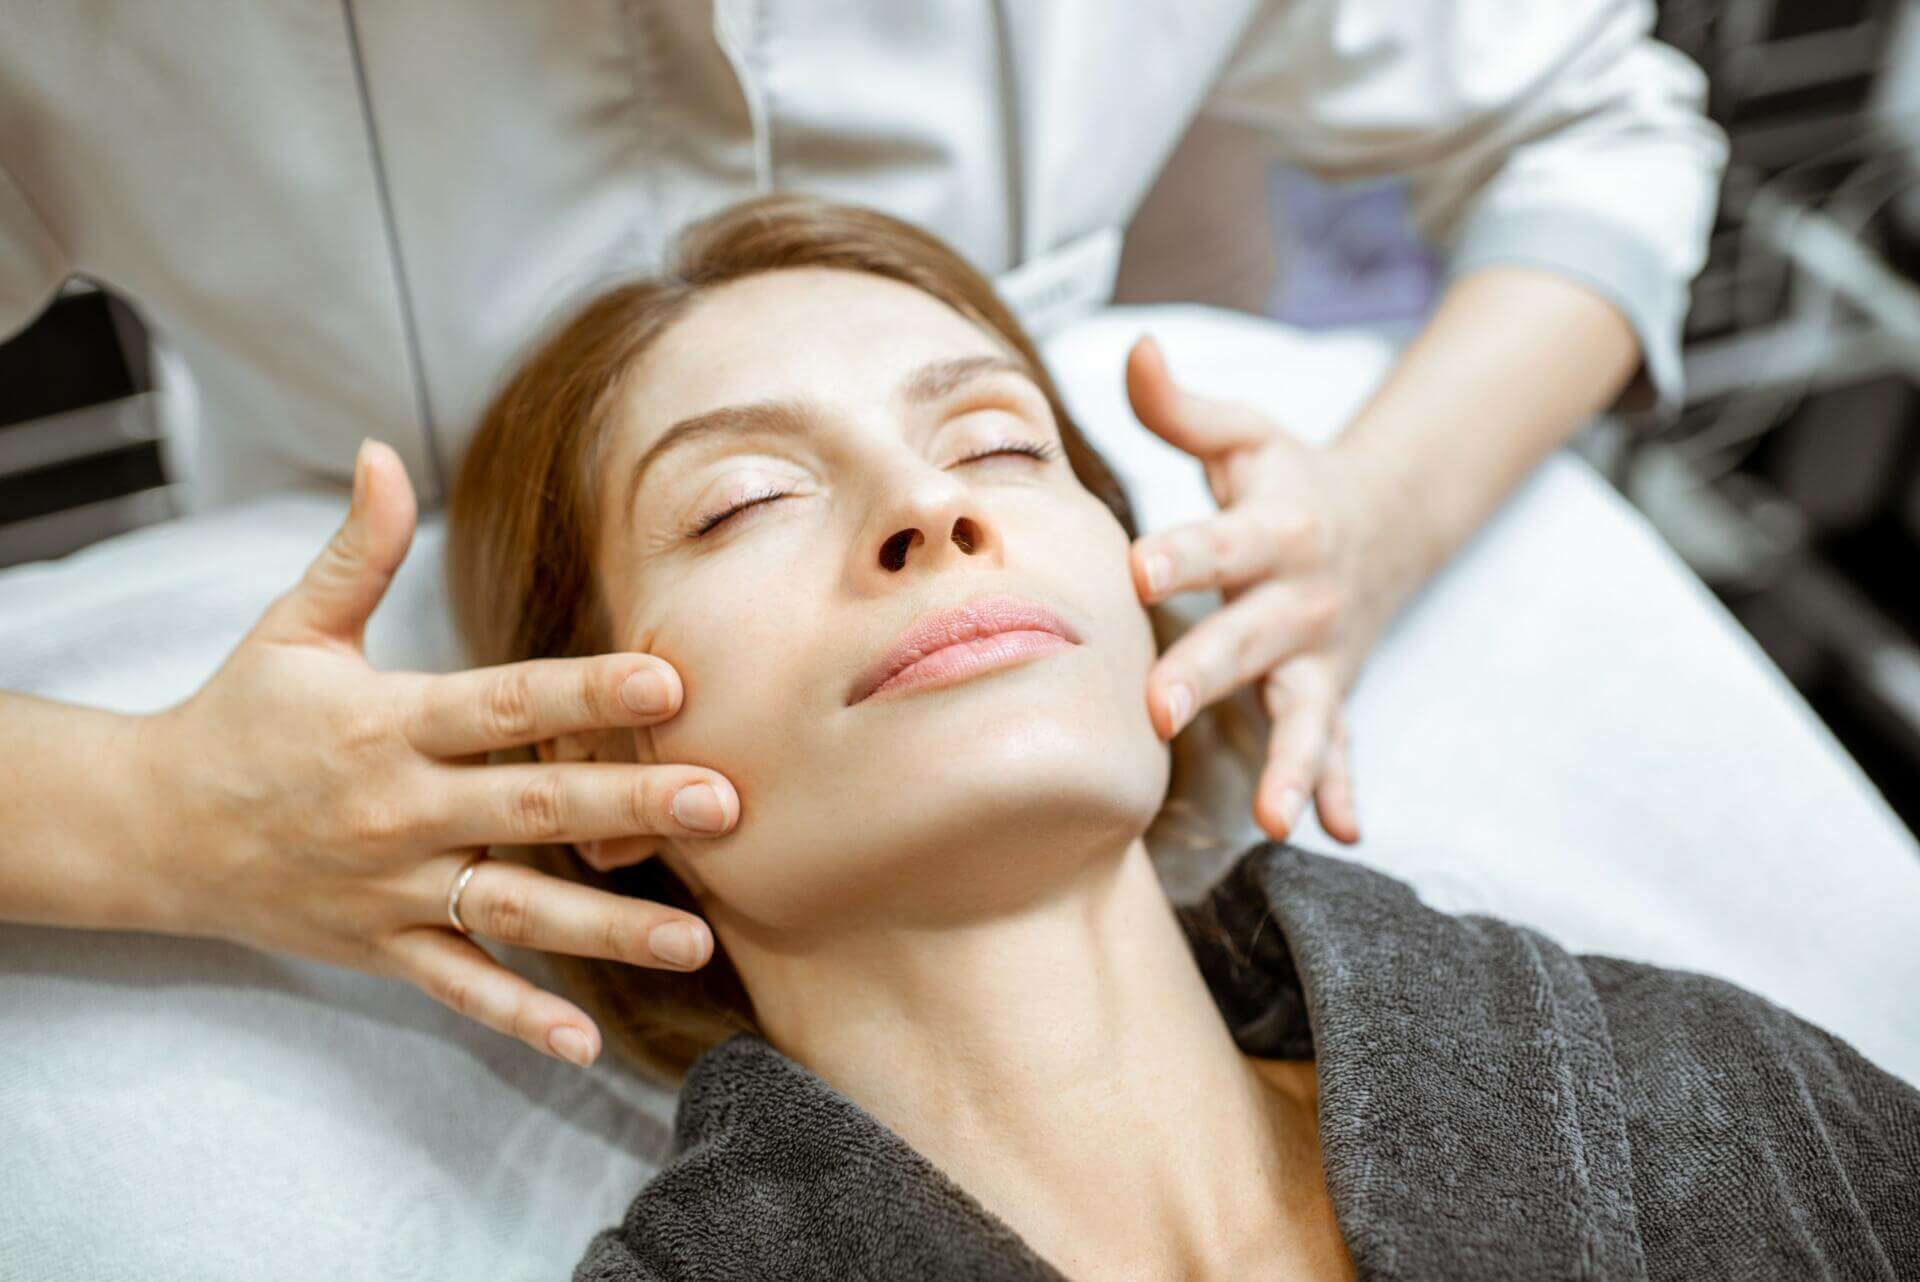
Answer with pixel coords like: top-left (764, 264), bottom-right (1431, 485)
top-left (698, 703), bottom-right (1169, 933)
top-left (862, 705), bottom-right (1170, 912)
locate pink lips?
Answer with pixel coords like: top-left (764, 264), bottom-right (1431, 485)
top-left (846, 593), bottom-right (1082, 705)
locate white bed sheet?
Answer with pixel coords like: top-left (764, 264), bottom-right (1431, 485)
top-left (2, 304), bottom-right (1916, 1281)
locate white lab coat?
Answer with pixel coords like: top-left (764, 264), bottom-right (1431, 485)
top-left (0, 0), bottom-right (1726, 511)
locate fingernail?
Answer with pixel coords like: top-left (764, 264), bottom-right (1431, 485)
top-left (1144, 551), bottom-right (1173, 597)
top-left (649, 921), bottom-right (707, 967)
top-left (1276, 787), bottom-right (1304, 835)
top-left (1165, 682), bottom-right (1194, 735)
top-left (620, 667), bottom-right (671, 716)
top-left (548, 1025), bottom-right (594, 1068)
top-left (576, 838), bottom-right (603, 868)
top-left (351, 438), bottom-right (370, 509)
top-left (671, 783), bottom-right (729, 833)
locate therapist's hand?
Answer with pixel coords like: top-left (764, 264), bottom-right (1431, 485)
top-left (135, 440), bottom-right (736, 1068)
top-left (1124, 335), bottom-right (1402, 847)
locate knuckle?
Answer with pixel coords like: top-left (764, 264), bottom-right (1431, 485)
top-left (329, 518), bottom-right (368, 563)
top-left (312, 528), bottom-right (364, 584)
top-left (405, 780), bottom-right (452, 840)
top-left (1204, 522), bottom-right (1236, 572)
top-left (622, 775), bottom-right (660, 835)
top-left (1295, 661), bottom-right (1337, 705)
top-left (480, 882), bottom-right (535, 943)
top-left (356, 936), bottom-right (394, 979)
top-left (438, 972), bottom-right (478, 1018)
top-left (580, 659), bottom-right (617, 725)
top-left (1230, 623), bottom-right (1264, 676)
top-left (359, 932), bottom-right (408, 980)
top-left (603, 913), bottom-right (644, 964)
top-left (1301, 582), bottom-right (1342, 632)
top-left (482, 670), bottom-right (540, 743)
top-left (509, 1003), bottom-right (543, 1048)
top-left (335, 701), bottom-right (396, 758)
top-left (1261, 677), bottom-right (1293, 718)
top-left (343, 796), bottom-right (410, 846)
top-left (1272, 778), bottom-right (1309, 808)
top-left (1244, 507), bottom-right (1283, 548)
top-left (1197, 643), bottom-right (1235, 695)
top-left (391, 675), bottom-right (440, 753)
top-left (1268, 505), bottom-right (1310, 543)
top-left (509, 774), bottom-right (567, 842)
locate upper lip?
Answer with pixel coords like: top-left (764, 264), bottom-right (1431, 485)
top-left (846, 592), bottom-right (1082, 705)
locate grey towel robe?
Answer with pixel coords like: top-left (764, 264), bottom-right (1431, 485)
top-left (575, 843), bottom-right (1920, 1280)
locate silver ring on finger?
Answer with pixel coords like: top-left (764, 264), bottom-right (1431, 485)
top-left (446, 851), bottom-right (492, 937)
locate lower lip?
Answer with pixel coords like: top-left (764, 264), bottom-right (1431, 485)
top-left (861, 630), bottom-right (1075, 702)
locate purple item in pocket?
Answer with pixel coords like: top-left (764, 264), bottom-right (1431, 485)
top-left (1265, 168), bottom-right (1441, 328)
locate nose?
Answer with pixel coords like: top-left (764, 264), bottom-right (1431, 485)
top-left (861, 470), bottom-right (1001, 576)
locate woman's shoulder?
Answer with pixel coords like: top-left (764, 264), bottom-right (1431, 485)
top-left (1577, 948), bottom-right (1920, 1135)
top-left (1205, 836), bottom-right (1917, 1106)
top-left (1198, 840), bottom-right (1920, 1272)
top-left (1575, 950), bottom-right (1920, 1273)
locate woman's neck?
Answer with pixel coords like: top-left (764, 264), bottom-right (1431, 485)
top-left (724, 836), bottom-right (1334, 1281)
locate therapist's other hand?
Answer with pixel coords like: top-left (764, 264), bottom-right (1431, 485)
top-left (137, 439), bottom-right (737, 1068)
top-left (1125, 335), bottom-right (1395, 848)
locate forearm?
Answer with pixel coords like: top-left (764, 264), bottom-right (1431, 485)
top-left (1332, 264), bottom-right (1643, 607)
top-left (0, 690), bottom-right (175, 932)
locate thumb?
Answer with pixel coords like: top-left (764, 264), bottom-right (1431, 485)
top-left (260, 438), bottom-right (418, 647)
top-left (1125, 333), bottom-right (1274, 459)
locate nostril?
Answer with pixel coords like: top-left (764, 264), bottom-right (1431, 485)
top-left (880, 528), bottom-right (919, 571)
top-left (879, 518), bottom-right (979, 571)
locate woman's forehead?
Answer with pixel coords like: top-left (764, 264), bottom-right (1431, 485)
top-left (625, 267), bottom-right (1010, 425)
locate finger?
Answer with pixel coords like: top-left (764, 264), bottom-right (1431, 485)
top-left (1148, 579), bottom-right (1340, 738)
top-left (1252, 662), bottom-right (1339, 841)
top-left (1125, 333), bottom-right (1276, 459)
top-left (433, 761), bottom-right (740, 849)
top-left (423, 855), bottom-right (715, 970)
top-left (405, 653), bottom-right (687, 758)
top-left (1132, 506), bottom-right (1329, 604)
top-left (258, 438), bottom-right (419, 647)
top-left (383, 925), bottom-right (606, 1067)
top-left (1313, 716), bottom-right (1362, 845)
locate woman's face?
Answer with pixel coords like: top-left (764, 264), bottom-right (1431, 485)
top-left (585, 266), bottom-right (1168, 933)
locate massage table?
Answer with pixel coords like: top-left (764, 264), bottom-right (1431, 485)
top-left (3, 304), bottom-right (1917, 1280)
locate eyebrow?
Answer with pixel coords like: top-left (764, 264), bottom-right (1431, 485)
top-left (622, 352), bottom-right (1034, 521)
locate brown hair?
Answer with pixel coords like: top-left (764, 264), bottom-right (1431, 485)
top-left (446, 192), bottom-right (1260, 1084)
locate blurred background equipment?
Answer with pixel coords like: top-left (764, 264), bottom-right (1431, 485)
top-left (1, 0), bottom-right (1915, 835)
top-left (1114, 0), bottom-right (1920, 840)
top-left (1616, 0), bottom-right (1920, 839)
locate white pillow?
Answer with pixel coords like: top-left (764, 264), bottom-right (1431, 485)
top-left (2, 305), bottom-right (1916, 1281)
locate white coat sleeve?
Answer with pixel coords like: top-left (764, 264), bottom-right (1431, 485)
top-left (0, 160), bottom-right (69, 344)
top-left (1204, 0), bottom-right (1729, 417)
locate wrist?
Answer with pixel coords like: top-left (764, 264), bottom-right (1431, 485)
top-left (107, 706), bottom-right (199, 936)
top-left (1327, 430), bottom-right (1439, 608)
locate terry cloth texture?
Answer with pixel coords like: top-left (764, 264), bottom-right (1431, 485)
top-left (575, 841), bottom-right (1920, 1280)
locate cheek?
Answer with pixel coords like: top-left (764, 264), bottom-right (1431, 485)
top-left (640, 596), bottom-right (781, 763)
top-left (629, 565), bottom-right (833, 827)
top-left (1043, 495), bottom-right (1157, 668)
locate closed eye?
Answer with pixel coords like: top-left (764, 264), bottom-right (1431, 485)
top-left (682, 438), bottom-right (1061, 540)
top-left (685, 484), bottom-right (792, 538)
top-left (952, 439), bottom-right (1060, 465)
